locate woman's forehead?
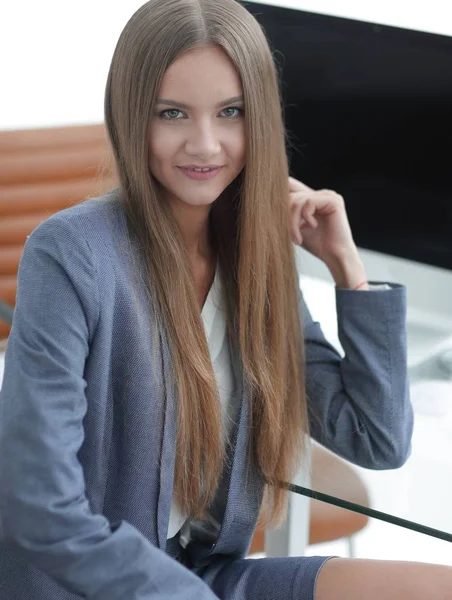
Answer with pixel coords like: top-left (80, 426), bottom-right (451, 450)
top-left (158, 46), bottom-right (243, 107)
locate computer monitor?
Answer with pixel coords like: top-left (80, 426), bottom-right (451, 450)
top-left (244, 0), bottom-right (452, 362)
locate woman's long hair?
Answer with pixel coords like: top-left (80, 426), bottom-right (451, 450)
top-left (104, 0), bottom-right (308, 527)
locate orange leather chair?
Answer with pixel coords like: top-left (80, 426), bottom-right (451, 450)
top-left (0, 123), bottom-right (115, 341)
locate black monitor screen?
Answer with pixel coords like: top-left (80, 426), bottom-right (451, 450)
top-left (244, 2), bottom-right (452, 270)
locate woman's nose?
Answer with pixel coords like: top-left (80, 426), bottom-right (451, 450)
top-left (185, 122), bottom-right (221, 158)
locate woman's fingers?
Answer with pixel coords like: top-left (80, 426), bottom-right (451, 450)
top-left (290, 201), bottom-right (304, 245)
top-left (288, 177), bottom-right (344, 211)
top-left (289, 194), bottom-right (320, 229)
top-left (289, 186), bottom-right (345, 248)
top-left (301, 199), bottom-right (318, 228)
top-left (290, 190), bottom-right (341, 217)
top-left (288, 178), bottom-right (353, 259)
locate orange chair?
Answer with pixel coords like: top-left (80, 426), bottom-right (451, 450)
top-left (0, 123), bottom-right (115, 341)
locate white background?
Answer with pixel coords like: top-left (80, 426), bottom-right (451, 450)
top-left (1, 0), bottom-right (452, 130)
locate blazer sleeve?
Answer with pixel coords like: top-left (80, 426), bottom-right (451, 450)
top-left (300, 284), bottom-right (414, 469)
top-left (0, 217), bottom-right (218, 600)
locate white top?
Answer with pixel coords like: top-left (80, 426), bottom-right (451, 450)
top-left (167, 265), bottom-right (239, 539)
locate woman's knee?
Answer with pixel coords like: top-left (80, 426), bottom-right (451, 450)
top-left (314, 557), bottom-right (452, 600)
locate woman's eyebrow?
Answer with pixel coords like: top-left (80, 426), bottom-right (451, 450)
top-left (156, 96), bottom-right (244, 109)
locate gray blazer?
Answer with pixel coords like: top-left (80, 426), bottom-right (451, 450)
top-left (0, 190), bottom-right (413, 599)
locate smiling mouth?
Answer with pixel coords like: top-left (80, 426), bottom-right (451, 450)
top-left (178, 166), bottom-right (224, 172)
top-left (177, 166), bottom-right (224, 180)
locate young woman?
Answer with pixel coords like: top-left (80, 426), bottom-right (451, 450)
top-left (0, 0), bottom-right (450, 598)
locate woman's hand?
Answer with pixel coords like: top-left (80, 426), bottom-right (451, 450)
top-left (289, 176), bottom-right (368, 289)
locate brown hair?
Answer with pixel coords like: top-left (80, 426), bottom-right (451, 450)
top-left (104, 0), bottom-right (308, 526)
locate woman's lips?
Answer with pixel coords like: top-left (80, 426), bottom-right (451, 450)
top-left (177, 166), bottom-right (223, 181)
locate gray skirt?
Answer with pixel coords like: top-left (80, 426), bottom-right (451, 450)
top-left (166, 533), bottom-right (333, 600)
top-left (205, 554), bottom-right (333, 600)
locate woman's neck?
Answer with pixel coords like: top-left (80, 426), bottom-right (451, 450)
top-left (170, 200), bottom-right (214, 264)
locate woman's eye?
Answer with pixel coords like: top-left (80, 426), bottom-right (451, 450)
top-left (158, 107), bottom-right (243, 120)
top-left (220, 107), bottom-right (243, 118)
top-left (161, 109), bottom-right (184, 120)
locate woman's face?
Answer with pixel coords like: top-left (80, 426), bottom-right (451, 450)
top-left (149, 44), bottom-right (246, 210)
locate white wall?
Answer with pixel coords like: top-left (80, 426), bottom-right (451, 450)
top-left (2, 0), bottom-right (452, 130)
top-left (1, 1), bottom-right (145, 130)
